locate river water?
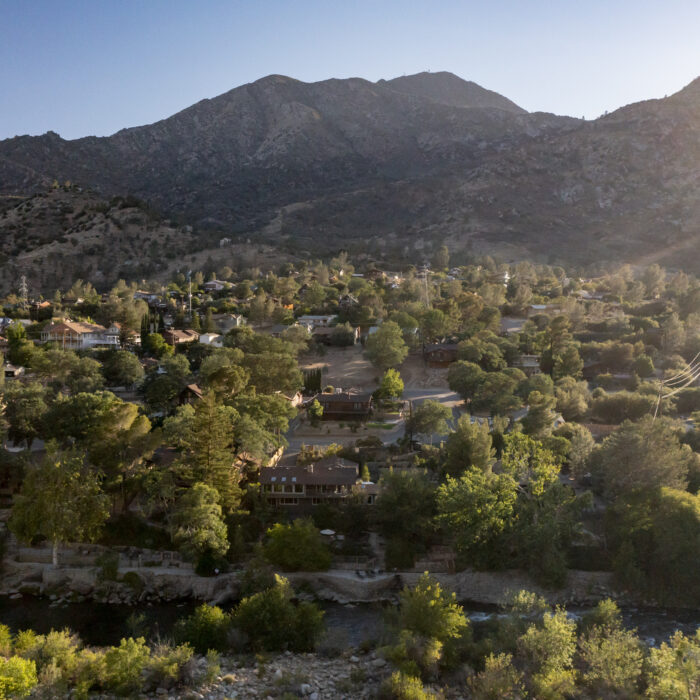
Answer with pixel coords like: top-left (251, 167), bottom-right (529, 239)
top-left (0, 596), bottom-right (697, 648)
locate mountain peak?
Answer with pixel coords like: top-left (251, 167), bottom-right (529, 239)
top-left (377, 71), bottom-right (526, 113)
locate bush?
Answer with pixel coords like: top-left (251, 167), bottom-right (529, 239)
top-left (122, 571), bottom-right (144, 593)
top-left (379, 671), bottom-right (436, 700)
top-left (232, 575), bottom-right (324, 652)
top-left (173, 604), bottom-right (230, 654)
top-left (96, 551), bottom-right (119, 581)
top-left (263, 519), bottom-right (332, 571)
top-left (0, 656), bottom-right (38, 698)
top-left (103, 637), bottom-right (151, 696)
top-left (145, 643), bottom-right (195, 690)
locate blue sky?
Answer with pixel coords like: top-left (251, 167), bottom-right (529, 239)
top-left (1, 0), bottom-right (699, 140)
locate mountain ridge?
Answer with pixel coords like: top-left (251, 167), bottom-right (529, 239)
top-left (1, 70), bottom-right (699, 283)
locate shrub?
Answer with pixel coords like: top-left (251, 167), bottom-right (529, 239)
top-left (96, 551), bottom-right (119, 581)
top-left (232, 575), bottom-right (324, 652)
top-left (0, 624), bottom-right (11, 656)
top-left (173, 604), bottom-right (230, 654)
top-left (0, 656), bottom-right (38, 698)
top-left (103, 637), bottom-right (151, 696)
top-left (379, 671), bottom-right (436, 700)
top-left (145, 643), bottom-right (195, 690)
top-left (122, 571), bottom-right (144, 593)
top-left (263, 519), bottom-right (332, 571)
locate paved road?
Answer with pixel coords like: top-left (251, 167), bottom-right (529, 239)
top-left (283, 387), bottom-right (463, 454)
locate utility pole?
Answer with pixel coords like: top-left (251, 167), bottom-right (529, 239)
top-left (187, 270), bottom-right (192, 318)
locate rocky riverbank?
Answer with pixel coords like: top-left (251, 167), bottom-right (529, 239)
top-left (158, 651), bottom-right (389, 700)
top-left (0, 559), bottom-right (623, 608)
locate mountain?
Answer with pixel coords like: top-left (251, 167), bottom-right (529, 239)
top-left (1, 71), bottom-right (699, 288)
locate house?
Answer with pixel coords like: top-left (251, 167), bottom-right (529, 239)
top-left (500, 317), bottom-right (526, 336)
top-left (511, 354), bottom-right (542, 376)
top-left (313, 390), bottom-right (373, 420)
top-left (260, 457), bottom-right (375, 507)
top-left (163, 329), bottom-right (199, 346)
top-left (338, 294), bottom-right (359, 310)
top-left (211, 314), bottom-right (246, 333)
top-left (527, 304), bottom-right (561, 318)
top-left (297, 315), bottom-right (336, 331)
top-left (4, 363), bottom-right (24, 380)
top-left (134, 290), bottom-right (161, 303)
top-left (203, 280), bottom-right (227, 292)
top-left (423, 343), bottom-right (459, 367)
top-left (41, 320), bottom-right (109, 349)
top-left (198, 333), bottom-right (223, 347)
top-left (178, 384), bottom-right (203, 405)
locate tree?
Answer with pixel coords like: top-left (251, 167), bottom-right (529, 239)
top-left (203, 307), bottom-right (217, 333)
top-left (443, 415), bottom-right (495, 477)
top-left (9, 447), bottom-right (109, 565)
top-left (470, 653), bottom-right (524, 700)
top-left (590, 416), bottom-right (697, 498)
top-left (102, 350), bottom-right (145, 387)
top-left (365, 321), bottom-right (408, 370)
top-left (307, 398), bottom-right (323, 425)
top-left (375, 470), bottom-right (437, 567)
top-left (437, 470), bottom-right (516, 569)
top-left (432, 244), bottom-right (450, 271)
top-left (377, 368), bottom-right (404, 400)
top-left (577, 617), bottom-right (643, 697)
top-left (517, 609), bottom-right (577, 699)
top-left (397, 572), bottom-right (467, 643)
top-left (407, 400), bottom-right (451, 443)
top-left (471, 372), bottom-right (522, 416)
top-left (646, 630), bottom-right (700, 700)
top-left (143, 332), bottom-right (173, 358)
top-left (163, 392), bottom-right (242, 510)
top-left (5, 322), bottom-right (36, 367)
top-left (170, 483), bottom-right (229, 563)
top-left (233, 575), bottom-right (324, 652)
top-left (447, 361), bottom-right (484, 400)
top-left (242, 351), bottom-right (302, 395)
top-left (554, 376), bottom-right (589, 421)
top-left (3, 381), bottom-right (48, 448)
top-left (263, 519), bottom-right (331, 571)
top-left (520, 391), bottom-right (557, 439)
top-left (553, 345), bottom-right (583, 379)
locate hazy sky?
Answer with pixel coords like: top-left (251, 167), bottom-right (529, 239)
top-left (2, 0), bottom-right (699, 140)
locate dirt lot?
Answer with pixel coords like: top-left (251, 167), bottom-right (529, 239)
top-left (300, 346), bottom-right (450, 391)
top-left (301, 345), bottom-right (379, 390)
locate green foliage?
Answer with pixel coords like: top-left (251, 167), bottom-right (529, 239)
top-left (378, 670), bottom-right (436, 700)
top-left (9, 446), bottom-right (109, 565)
top-left (442, 415), bottom-right (494, 477)
top-left (397, 573), bottom-right (468, 644)
top-left (375, 470), bottom-right (437, 566)
top-left (173, 604), bottom-right (231, 654)
top-left (377, 368), bottom-right (404, 400)
top-left (591, 416), bottom-right (696, 498)
top-left (437, 470), bottom-right (516, 569)
top-left (233, 575), bottom-right (324, 652)
top-left (646, 629), bottom-right (700, 700)
top-left (407, 400), bottom-right (451, 442)
top-left (366, 321), bottom-right (408, 369)
top-left (263, 519), bottom-right (331, 571)
top-left (470, 653), bottom-right (524, 700)
top-left (170, 482), bottom-right (229, 562)
top-left (0, 656), bottom-right (38, 698)
top-left (103, 637), bottom-right (151, 695)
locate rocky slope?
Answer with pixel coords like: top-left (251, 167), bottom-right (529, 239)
top-left (1, 71), bottom-right (699, 273)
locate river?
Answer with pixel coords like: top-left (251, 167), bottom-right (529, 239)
top-left (0, 596), bottom-right (697, 648)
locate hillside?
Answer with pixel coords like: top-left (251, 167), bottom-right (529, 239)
top-left (1, 71), bottom-right (699, 276)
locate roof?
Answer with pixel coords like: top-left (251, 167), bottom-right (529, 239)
top-left (260, 458), bottom-right (358, 486)
top-left (182, 383), bottom-right (203, 399)
top-left (44, 320), bottom-right (106, 335)
top-left (315, 390), bottom-right (373, 404)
